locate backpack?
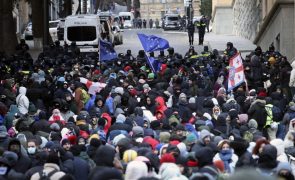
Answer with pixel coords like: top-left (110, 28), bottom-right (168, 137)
top-left (38, 169), bottom-right (58, 180)
top-left (81, 88), bottom-right (90, 105)
top-left (272, 106), bottom-right (282, 122)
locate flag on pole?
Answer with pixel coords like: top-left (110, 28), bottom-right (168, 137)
top-left (99, 39), bottom-right (117, 61)
top-left (137, 33), bottom-right (170, 52)
top-left (227, 53), bottom-right (245, 92)
top-left (146, 55), bottom-right (162, 73)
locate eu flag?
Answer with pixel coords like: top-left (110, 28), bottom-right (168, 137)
top-left (138, 34), bottom-right (170, 52)
top-left (99, 39), bottom-right (117, 61)
top-left (146, 56), bottom-right (162, 73)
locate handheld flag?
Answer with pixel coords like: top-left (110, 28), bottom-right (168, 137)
top-left (99, 39), bottom-right (117, 61)
top-left (138, 34), bottom-right (169, 52)
top-left (227, 53), bottom-right (245, 91)
top-left (146, 55), bottom-right (162, 73)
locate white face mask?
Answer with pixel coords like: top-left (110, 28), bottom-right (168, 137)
top-left (27, 147), bottom-right (36, 154)
top-left (0, 167), bottom-right (8, 175)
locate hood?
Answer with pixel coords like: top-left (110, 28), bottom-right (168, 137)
top-left (125, 161), bottom-right (148, 180)
top-left (270, 139), bottom-right (285, 156)
top-left (19, 86), bottom-right (27, 95)
top-left (155, 96), bottom-right (167, 112)
top-left (291, 61), bottom-right (295, 69)
top-left (216, 113), bottom-right (228, 126)
top-left (195, 147), bottom-right (214, 167)
top-left (200, 129), bottom-right (211, 142)
top-left (94, 145), bottom-right (116, 167)
top-left (134, 107), bottom-right (143, 117)
top-left (254, 99), bottom-right (266, 107)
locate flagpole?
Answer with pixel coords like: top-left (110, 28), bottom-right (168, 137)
top-left (98, 38), bottom-right (101, 73)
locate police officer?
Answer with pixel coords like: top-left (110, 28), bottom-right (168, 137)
top-left (187, 21), bottom-right (195, 46)
top-left (197, 16), bottom-right (207, 45)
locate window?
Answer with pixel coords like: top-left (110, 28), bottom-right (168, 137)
top-left (67, 26), bottom-right (96, 41)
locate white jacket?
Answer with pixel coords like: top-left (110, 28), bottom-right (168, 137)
top-left (16, 86), bottom-right (29, 115)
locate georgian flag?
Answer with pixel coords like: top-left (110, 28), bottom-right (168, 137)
top-left (227, 53), bottom-right (245, 91)
top-left (80, 77), bottom-right (106, 96)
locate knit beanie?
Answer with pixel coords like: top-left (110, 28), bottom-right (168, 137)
top-left (116, 114), bottom-right (126, 123)
top-left (159, 132), bottom-right (171, 143)
top-left (160, 153), bottom-right (176, 164)
top-left (123, 150), bottom-right (138, 163)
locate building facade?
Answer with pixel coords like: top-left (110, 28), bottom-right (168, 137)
top-left (140, 0), bottom-right (201, 21)
top-left (212, 0), bottom-right (295, 60)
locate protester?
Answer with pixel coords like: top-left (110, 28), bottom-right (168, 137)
top-left (0, 39), bottom-right (293, 180)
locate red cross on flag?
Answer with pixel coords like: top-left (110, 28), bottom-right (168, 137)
top-left (227, 53), bottom-right (245, 91)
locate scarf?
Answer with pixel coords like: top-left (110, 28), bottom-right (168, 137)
top-left (219, 149), bottom-right (233, 173)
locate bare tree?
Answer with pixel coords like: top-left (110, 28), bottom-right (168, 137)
top-left (0, 0), bottom-right (18, 55)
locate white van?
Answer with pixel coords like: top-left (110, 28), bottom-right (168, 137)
top-left (64, 15), bottom-right (101, 53)
top-left (118, 12), bottom-right (134, 28)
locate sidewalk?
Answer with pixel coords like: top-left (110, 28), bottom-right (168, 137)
top-left (204, 32), bottom-right (256, 58)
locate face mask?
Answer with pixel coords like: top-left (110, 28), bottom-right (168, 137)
top-left (27, 147), bottom-right (36, 154)
top-left (0, 167), bottom-right (8, 175)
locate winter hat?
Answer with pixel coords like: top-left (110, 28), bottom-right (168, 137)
top-left (148, 73), bottom-right (155, 79)
top-left (123, 149), bottom-right (138, 163)
top-left (248, 119), bottom-right (258, 129)
top-left (159, 132), bottom-right (171, 143)
top-left (138, 79), bottom-right (145, 84)
top-left (50, 123), bottom-right (60, 131)
top-left (189, 97), bottom-right (196, 104)
top-left (116, 114), bottom-right (126, 123)
top-left (116, 137), bottom-right (132, 149)
top-left (200, 129), bottom-right (211, 140)
top-left (61, 138), bottom-right (70, 146)
top-left (132, 126), bottom-right (144, 138)
top-left (249, 89), bottom-right (257, 96)
top-left (114, 87), bottom-right (124, 95)
top-left (177, 142), bottom-right (188, 157)
top-left (213, 136), bottom-right (224, 146)
top-left (125, 161), bottom-right (148, 180)
top-left (144, 128), bottom-right (154, 137)
top-left (160, 153), bottom-right (176, 164)
top-left (0, 126), bottom-right (8, 138)
top-left (185, 133), bottom-right (197, 145)
top-left (97, 130), bottom-right (106, 142)
top-left (112, 134), bottom-right (126, 146)
top-left (238, 114), bottom-right (248, 124)
top-left (143, 136), bottom-right (159, 150)
top-left (214, 160), bottom-right (225, 173)
top-left (179, 93), bottom-right (187, 101)
top-left (143, 84), bottom-right (151, 90)
top-left (44, 141), bottom-right (54, 149)
top-left (3, 151), bottom-right (18, 167)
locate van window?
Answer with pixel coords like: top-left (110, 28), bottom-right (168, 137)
top-left (121, 16), bottom-right (131, 20)
top-left (67, 26), bottom-right (96, 41)
top-left (49, 22), bottom-right (59, 28)
top-left (167, 16), bottom-right (179, 21)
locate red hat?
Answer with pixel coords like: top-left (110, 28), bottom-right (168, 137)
top-left (129, 89), bottom-right (137, 97)
top-left (187, 160), bottom-right (198, 167)
top-left (142, 136), bottom-right (159, 150)
top-left (124, 66), bottom-right (132, 72)
top-left (160, 153), bottom-right (176, 164)
top-left (169, 140), bottom-right (180, 146)
top-left (214, 160), bottom-right (225, 173)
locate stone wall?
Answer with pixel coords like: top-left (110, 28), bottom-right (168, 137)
top-left (233, 0), bottom-right (262, 41)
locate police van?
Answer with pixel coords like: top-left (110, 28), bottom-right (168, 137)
top-left (64, 15), bottom-right (101, 53)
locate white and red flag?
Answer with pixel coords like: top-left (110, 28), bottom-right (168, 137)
top-left (228, 53), bottom-right (245, 91)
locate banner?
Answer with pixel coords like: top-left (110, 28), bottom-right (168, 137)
top-left (227, 53), bottom-right (245, 91)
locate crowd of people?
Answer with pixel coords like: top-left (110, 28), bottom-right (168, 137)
top-left (0, 39), bottom-right (294, 180)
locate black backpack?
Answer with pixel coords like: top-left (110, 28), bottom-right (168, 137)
top-left (38, 169), bottom-right (58, 180)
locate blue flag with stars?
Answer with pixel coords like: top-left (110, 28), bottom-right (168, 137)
top-left (137, 34), bottom-right (170, 52)
top-left (146, 55), bottom-right (162, 73)
top-left (99, 39), bottom-right (117, 61)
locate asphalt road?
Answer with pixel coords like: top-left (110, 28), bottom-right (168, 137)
top-left (114, 28), bottom-right (206, 56)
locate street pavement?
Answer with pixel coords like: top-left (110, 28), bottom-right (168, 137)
top-left (28, 28), bottom-right (256, 60)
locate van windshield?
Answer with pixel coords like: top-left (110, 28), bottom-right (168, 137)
top-left (67, 26), bottom-right (96, 41)
top-left (167, 16), bottom-right (179, 21)
top-left (121, 16), bottom-right (131, 20)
